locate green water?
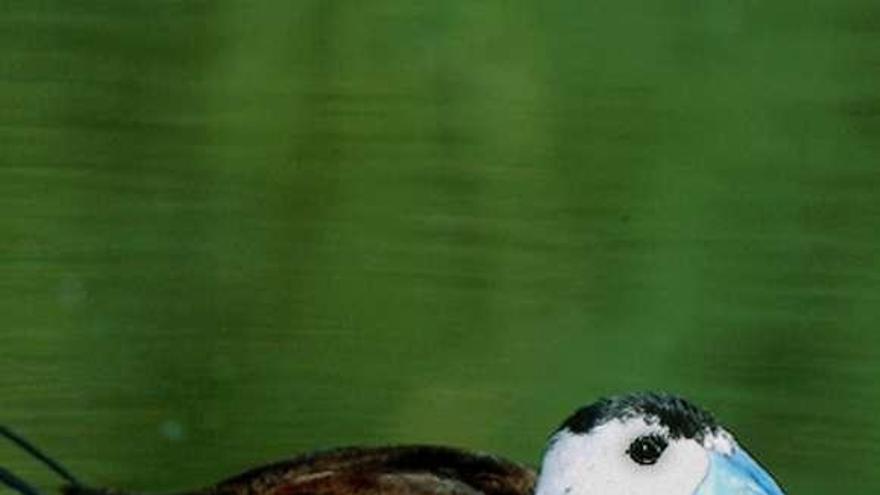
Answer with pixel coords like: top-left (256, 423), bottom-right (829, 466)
top-left (2, 2), bottom-right (879, 494)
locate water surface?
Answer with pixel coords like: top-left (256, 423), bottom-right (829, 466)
top-left (2, 3), bottom-right (879, 494)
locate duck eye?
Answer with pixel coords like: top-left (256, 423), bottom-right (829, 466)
top-left (627, 434), bottom-right (667, 465)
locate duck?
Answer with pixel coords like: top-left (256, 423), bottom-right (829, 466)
top-left (0, 392), bottom-right (785, 495)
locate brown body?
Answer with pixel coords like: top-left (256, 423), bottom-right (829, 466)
top-left (64, 446), bottom-right (536, 495)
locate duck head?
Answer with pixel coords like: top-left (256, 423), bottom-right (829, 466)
top-left (534, 393), bottom-right (785, 495)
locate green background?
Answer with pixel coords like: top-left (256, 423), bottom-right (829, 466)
top-left (2, 2), bottom-right (878, 494)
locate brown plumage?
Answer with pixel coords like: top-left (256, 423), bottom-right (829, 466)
top-left (62, 446), bottom-right (536, 495)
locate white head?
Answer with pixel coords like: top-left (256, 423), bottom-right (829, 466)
top-left (534, 393), bottom-right (785, 495)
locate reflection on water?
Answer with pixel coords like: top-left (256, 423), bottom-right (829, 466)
top-left (2, 2), bottom-right (879, 495)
